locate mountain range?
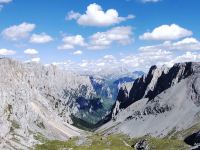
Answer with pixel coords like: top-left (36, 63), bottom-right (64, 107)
top-left (0, 58), bottom-right (142, 149)
top-left (1, 58), bottom-right (200, 149)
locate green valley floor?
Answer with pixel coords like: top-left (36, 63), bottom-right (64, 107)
top-left (35, 133), bottom-right (189, 150)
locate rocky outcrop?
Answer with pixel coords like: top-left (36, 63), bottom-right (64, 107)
top-left (112, 62), bottom-right (200, 117)
top-left (133, 139), bottom-right (149, 150)
top-left (184, 131), bottom-right (200, 146)
top-left (98, 62), bottom-right (200, 139)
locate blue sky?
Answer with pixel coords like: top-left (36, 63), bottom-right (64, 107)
top-left (0, 0), bottom-right (200, 71)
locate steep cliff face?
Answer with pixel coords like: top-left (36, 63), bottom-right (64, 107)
top-left (98, 62), bottom-right (200, 139)
top-left (112, 62), bottom-right (198, 116)
top-left (0, 58), bottom-right (98, 149)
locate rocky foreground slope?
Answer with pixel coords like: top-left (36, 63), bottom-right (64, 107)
top-left (98, 62), bottom-right (200, 141)
top-left (0, 58), bottom-right (102, 149)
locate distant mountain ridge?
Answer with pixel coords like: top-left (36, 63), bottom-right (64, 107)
top-left (89, 71), bottom-right (144, 101)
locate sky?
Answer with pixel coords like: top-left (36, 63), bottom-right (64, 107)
top-left (0, 0), bottom-right (200, 71)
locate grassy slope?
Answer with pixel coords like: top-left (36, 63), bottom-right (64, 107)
top-left (35, 134), bottom-right (189, 150)
top-left (32, 115), bottom-right (196, 150)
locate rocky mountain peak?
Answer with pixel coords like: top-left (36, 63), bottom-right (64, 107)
top-left (111, 62), bottom-right (200, 118)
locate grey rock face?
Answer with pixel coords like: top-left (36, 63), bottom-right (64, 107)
top-left (0, 58), bottom-right (96, 149)
top-left (112, 62), bottom-right (200, 117)
top-left (0, 58), bottom-right (143, 149)
top-left (98, 62), bottom-right (200, 139)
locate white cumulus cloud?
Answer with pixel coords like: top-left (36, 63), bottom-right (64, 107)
top-left (139, 37), bottom-right (200, 52)
top-left (24, 48), bottom-right (38, 55)
top-left (0, 0), bottom-right (12, 3)
top-left (30, 33), bottom-right (53, 44)
top-left (73, 50), bottom-right (83, 55)
top-left (58, 35), bottom-right (86, 50)
top-left (88, 26), bottom-right (133, 50)
top-left (58, 26), bottom-right (133, 51)
top-left (2, 22), bottom-right (36, 41)
top-left (120, 49), bottom-right (172, 69)
top-left (0, 48), bottom-right (16, 55)
top-left (173, 52), bottom-right (200, 62)
top-left (50, 49), bottom-right (200, 73)
top-left (67, 3), bottom-right (134, 27)
top-left (31, 57), bottom-right (40, 63)
top-left (172, 37), bottom-right (200, 50)
top-left (140, 24), bottom-right (192, 41)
